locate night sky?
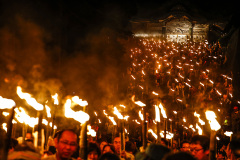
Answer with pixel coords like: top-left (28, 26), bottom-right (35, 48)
top-left (0, 0), bottom-right (238, 111)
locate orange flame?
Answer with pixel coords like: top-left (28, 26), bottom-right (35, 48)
top-left (52, 93), bottom-right (59, 105)
top-left (64, 99), bottom-right (89, 124)
top-left (0, 96), bottom-right (16, 109)
top-left (205, 111), bottom-right (221, 131)
top-left (16, 86), bottom-right (43, 111)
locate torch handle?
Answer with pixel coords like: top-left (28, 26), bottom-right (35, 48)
top-left (2, 106), bottom-right (15, 160)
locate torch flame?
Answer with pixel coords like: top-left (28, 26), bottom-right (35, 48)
top-left (87, 125), bottom-right (96, 137)
top-left (205, 111), bottom-right (221, 131)
top-left (2, 123), bottom-right (7, 132)
top-left (135, 101), bottom-right (146, 107)
top-left (194, 111), bottom-right (205, 125)
top-left (113, 107), bottom-right (123, 119)
top-left (64, 99), bottom-right (89, 124)
top-left (196, 123), bottom-right (203, 135)
top-left (15, 107), bottom-right (38, 128)
top-left (45, 105), bottom-right (51, 118)
top-left (224, 131), bottom-right (233, 137)
top-left (0, 96), bottom-right (16, 109)
top-left (159, 103), bottom-right (167, 118)
top-left (148, 129), bottom-right (157, 139)
top-left (108, 116), bottom-right (117, 125)
top-left (52, 93), bottom-right (59, 105)
top-left (139, 110), bottom-right (144, 121)
top-left (72, 96), bottom-right (88, 106)
top-left (16, 86), bottom-right (43, 111)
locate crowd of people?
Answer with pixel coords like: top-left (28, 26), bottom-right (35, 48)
top-left (127, 38), bottom-right (239, 132)
top-left (2, 38), bottom-right (240, 160)
top-left (4, 129), bottom-right (240, 160)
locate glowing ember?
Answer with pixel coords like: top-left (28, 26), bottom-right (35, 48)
top-left (16, 86), bottom-right (43, 111)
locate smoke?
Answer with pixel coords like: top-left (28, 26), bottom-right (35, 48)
top-left (60, 27), bottom-right (129, 110)
top-left (0, 16), bottom-right (129, 115)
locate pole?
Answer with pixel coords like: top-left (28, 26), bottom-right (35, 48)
top-left (209, 130), bottom-right (217, 160)
top-left (170, 120), bottom-right (173, 148)
top-left (46, 117), bottom-right (50, 149)
top-left (164, 119), bottom-right (167, 140)
top-left (142, 107), bottom-right (147, 149)
top-left (157, 122), bottom-right (161, 143)
top-left (79, 106), bottom-right (88, 160)
top-left (120, 119), bottom-right (125, 151)
top-left (112, 125), bottom-right (115, 143)
top-left (2, 106), bottom-right (15, 160)
top-left (37, 110), bottom-right (43, 153)
top-left (22, 123), bottom-right (26, 143)
top-left (51, 104), bottom-right (57, 136)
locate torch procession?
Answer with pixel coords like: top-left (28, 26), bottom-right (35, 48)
top-left (0, 1), bottom-right (240, 160)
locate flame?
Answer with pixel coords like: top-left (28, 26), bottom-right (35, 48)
top-left (159, 103), bottom-right (167, 118)
top-left (123, 115), bottom-right (129, 121)
top-left (205, 111), bottom-right (221, 131)
top-left (72, 96), bottom-right (88, 106)
top-left (113, 107), bottom-right (123, 119)
top-left (49, 122), bottom-right (57, 129)
top-left (87, 125), bottom-right (96, 137)
top-left (160, 131), bottom-right (174, 139)
top-left (52, 93), bottom-right (59, 105)
top-left (196, 123), bottom-right (203, 135)
top-left (15, 107), bottom-right (38, 127)
top-left (135, 101), bottom-right (146, 107)
top-left (155, 105), bottom-right (160, 122)
top-left (0, 96), bottom-right (16, 109)
top-left (64, 99), bottom-right (89, 124)
top-left (119, 104), bottom-right (126, 108)
top-left (139, 110), bottom-right (144, 121)
top-left (108, 116), bottom-right (117, 125)
top-left (16, 86), bottom-right (43, 111)
top-left (2, 123), bottom-right (7, 132)
top-left (224, 131), bottom-right (233, 137)
top-left (103, 110), bottom-right (108, 116)
top-left (194, 111), bottom-right (205, 125)
top-left (2, 112), bottom-right (9, 116)
top-left (45, 105), bottom-right (51, 118)
top-left (148, 129), bottom-right (157, 139)
top-left (189, 125), bottom-right (196, 132)
top-left (152, 91), bottom-right (159, 96)
top-left (183, 117), bottom-right (186, 122)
